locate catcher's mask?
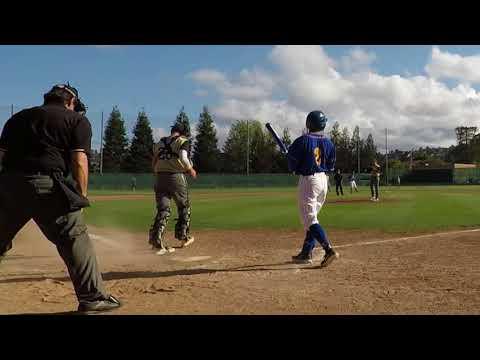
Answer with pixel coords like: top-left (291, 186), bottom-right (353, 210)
top-left (51, 82), bottom-right (87, 115)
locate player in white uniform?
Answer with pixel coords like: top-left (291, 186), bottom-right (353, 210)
top-left (287, 111), bottom-right (340, 267)
top-left (349, 171), bottom-right (359, 193)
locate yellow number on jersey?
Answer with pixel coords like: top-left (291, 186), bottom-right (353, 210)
top-left (313, 147), bottom-right (322, 166)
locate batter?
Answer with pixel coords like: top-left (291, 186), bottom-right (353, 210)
top-left (287, 110), bottom-right (339, 267)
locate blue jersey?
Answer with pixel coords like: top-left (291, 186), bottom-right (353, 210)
top-left (287, 133), bottom-right (336, 176)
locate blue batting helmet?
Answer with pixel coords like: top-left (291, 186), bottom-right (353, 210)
top-left (306, 110), bottom-right (328, 132)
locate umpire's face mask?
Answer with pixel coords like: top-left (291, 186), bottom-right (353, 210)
top-left (74, 98), bottom-right (87, 115)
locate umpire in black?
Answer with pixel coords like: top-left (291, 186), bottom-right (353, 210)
top-left (0, 84), bottom-right (121, 313)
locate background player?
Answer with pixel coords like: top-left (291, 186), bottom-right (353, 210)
top-left (287, 110), bottom-right (339, 267)
top-left (334, 168), bottom-right (344, 196)
top-left (370, 160), bottom-right (381, 201)
top-left (349, 170), bottom-right (359, 193)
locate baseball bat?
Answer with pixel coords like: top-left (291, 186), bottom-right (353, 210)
top-left (265, 123), bottom-right (288, 154)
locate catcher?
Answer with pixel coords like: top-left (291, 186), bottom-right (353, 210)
top-left (149, 123), bottom-right (197, 255)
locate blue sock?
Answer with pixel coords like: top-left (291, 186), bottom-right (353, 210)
top-left (309, 223), bottom-right (332, 251)
top-left (301, 231), bottom-right (316, 255)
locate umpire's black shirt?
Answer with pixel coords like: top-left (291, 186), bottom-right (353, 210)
top-left (0, 103), bottom-right (92, 175)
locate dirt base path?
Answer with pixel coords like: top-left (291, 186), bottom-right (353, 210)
top-left (1, 221), bottom-right (479, 314)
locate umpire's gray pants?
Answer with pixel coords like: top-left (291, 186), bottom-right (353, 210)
top-left (0, 174), bottom-right (108, 303)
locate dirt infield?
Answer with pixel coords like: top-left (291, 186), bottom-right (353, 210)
top-left (1, 221), bottom-right (479, 315)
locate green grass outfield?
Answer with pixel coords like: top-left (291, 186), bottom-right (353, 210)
top-left (84, 185), bottom-right (480, 234)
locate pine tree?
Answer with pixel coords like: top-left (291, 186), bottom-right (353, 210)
top-left (102, 106), bottom-right (129, 173)
top-left (362, 133), bottom-right (377, 170)
top-left (338, 127), bottom-right (351, 171)
top-left (223, 121), bottom-right (249, 173)
top-left (192, 106), bottom-right (220, 172)
top-left (351, 126), bottom-right (362, 172)
top-left (122, 110), bottom-right (154, 173)
top-left (329, 121), bottom-right (341, 146)
top-left (174, 106), bottom-right (191, 137)
top-left (223, 120), bottom-right (285, 174)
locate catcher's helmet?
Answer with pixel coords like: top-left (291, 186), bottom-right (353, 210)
top-left (306, 110), bottom-right (328, 132)
top-left (171, 123), bottom-right (189, 136)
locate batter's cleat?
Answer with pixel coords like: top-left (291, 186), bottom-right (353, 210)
top-left (320, 249), bottom-right (339, 268)
top-left (156, 247), bottom-right (175, 255)
top-left (181, 235), bottom-right (195, 248)
top-left (292, 252), bottom-right (313, 264)
top-left (77, 295), bottom-right (122, 313)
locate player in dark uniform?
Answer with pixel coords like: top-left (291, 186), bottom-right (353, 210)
top-left (334, 169), bottom-right (344, 196)
top-left (370, 160), bottom-right (381, 201)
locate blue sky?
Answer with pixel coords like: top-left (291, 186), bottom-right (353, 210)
top-left (2, 45), bottom-right (480, 150)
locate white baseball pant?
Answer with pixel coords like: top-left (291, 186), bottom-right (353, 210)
top-left (298, 172), bottom-right (328, 231)
top-left (350, 180), bottom-right (358, 192)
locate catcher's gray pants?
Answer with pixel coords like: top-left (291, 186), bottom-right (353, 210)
top-left (0, 174), bottom-right (108, 303)
top-left (149, 173), bottom-right (191, 249)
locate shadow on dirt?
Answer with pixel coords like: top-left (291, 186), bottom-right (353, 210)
top-left (14, 311), bottom-right (82, 316)
top-left (0, 261), bottom-right (313, 284)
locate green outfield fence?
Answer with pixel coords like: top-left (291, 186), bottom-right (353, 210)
top-left (90, 168), bottom-right (480, 190)
top-left (453, 168), bottom-right (480, 184)
top-left (89, 170), bottom-right (413, 190)
top-left (89, 173), bottom-right (300, 190)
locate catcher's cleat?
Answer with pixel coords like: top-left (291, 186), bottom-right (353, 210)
top-left (156, 247), bottom-right (175, 255)
top-left (320, 249), bottom-right (339, 268)
top-left (181, 236), bottom-right (195, 248)
top-left (77, 295), bottom-right (122, 313)
top-left (292, 252), bottom-right (313, 264)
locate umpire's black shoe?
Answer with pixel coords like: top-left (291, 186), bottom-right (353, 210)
top-left (78, 295), bottom-right (122, 313)
top-left (320, 248), bottom-right (339, 268)
top-left (292, 252), bottom-right (313, 264)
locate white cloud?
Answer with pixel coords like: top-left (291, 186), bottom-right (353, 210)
top-left (190, 45), bottom-right (480, 150)
top-left (425, 46), bottom-right (480, 83)
top-left (341, 47), bottom-right (377, 73)
top-left (189, 67), bottom-right (275, 101)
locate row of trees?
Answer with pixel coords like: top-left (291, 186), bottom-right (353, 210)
top-left (446, 126), bottom-right (480, 164)
top-left (97, 105), bottom-right (381, 174)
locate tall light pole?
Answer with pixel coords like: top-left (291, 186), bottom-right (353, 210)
top-left (100, 111), bottom-right (104, 175)
top-left (357, 136), bottom-right (360, 174)
top-left (385, 128), bottom-right (389, 186)
top-left (246, 120), bottom-right (250, 176)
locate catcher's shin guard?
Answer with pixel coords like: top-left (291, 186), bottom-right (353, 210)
top-left (149, 208), bottom-right (171, 249)
top-left (174, 205), bottom-right (191, 240)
